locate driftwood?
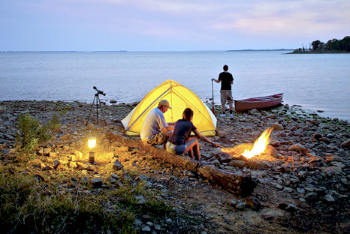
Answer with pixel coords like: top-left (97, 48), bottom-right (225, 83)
top-left (105, 132), bottom-right (257, 197)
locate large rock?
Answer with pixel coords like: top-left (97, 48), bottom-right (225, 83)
top-left (323, 194), bottom-right (335, 203)
top-left (86, 124), bottom-right (95, 130)
top-left (91, 178), bottom-right (103, 187)
top-left (38, 147), bottom-right (51, 155)
top-left (217, 130), bottom-right (227, 138)
top-left (60, 134), bottom-right (71, 141)
top-left (246, 159), bottom-right (271, 169)
top-left (116, 146), bottom-right (129, 152)
top-left (229, 160), bottom-right (246, 168)
top-left (272, 123), bottom-right (283, 130)
top-left (245, 196), bottom-right (261, 210)
top-left (54, 160), bottom-right (61, 169)
top-left (288, 144), bottom-right (310, 154)
top-left (341, 140), bottom-right (350, 148)
top-left (113, 160), bottom-right (124, 170)
top-left (214, 151), bottom-right (232, 163)
top-left (320, 166), bottom-right (343, 177)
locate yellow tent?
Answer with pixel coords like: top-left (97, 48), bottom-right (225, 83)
top-left (122, 80), bottom-right (217, 136)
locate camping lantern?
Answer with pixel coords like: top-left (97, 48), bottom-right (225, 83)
top-left (88, 137), bottom-right (96, 164)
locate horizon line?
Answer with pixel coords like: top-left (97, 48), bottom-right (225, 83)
top-left (0, 49), bottom-right (294, 53)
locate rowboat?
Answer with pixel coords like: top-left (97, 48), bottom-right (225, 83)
top-left (234, 93), bottom-right (283, 112)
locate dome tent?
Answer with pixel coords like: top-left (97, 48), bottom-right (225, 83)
top-left (121, 80), bottom-right (217, 136)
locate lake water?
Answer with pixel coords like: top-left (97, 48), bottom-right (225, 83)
top-left (1, 51), bottom-right (349, 120)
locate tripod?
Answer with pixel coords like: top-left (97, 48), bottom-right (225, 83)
top-left (87, 92), bottom-right (105, 125)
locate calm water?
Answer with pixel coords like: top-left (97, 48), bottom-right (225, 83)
top-left (1, 51), bottom-right (349, 120)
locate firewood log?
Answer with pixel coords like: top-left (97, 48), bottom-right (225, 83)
top-left (105, 132), bottom-right (257, 196)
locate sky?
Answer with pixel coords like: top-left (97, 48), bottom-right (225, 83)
top-left (1, 0), bottom-right (349, 51)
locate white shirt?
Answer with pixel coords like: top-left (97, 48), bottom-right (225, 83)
top-left (140, 107), bottom-right (168, 141)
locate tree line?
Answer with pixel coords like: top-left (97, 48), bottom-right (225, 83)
top-left (293, 36), bottom-right (350, 53)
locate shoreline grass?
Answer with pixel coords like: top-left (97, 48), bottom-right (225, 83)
top-left (0, 164), bottom-right (174, 233)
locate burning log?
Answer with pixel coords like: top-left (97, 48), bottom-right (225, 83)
top-left (105, 132), bottom-right (257, 197)
top-left (219, 128), bottom-right (279, 169)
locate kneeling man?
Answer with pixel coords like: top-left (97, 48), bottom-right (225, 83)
top-left (140, 99), bottom-right (174, 146)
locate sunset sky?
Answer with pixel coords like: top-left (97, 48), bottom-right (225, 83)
top-left (1, 0), bottom-right (349, 51)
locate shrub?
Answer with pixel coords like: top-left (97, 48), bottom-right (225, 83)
top-left (16, 113), bottom-right (61, 153)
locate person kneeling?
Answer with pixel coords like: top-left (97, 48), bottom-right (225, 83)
top-left (140, 100), bottom-right (174, 147)
top-left (166, 108), bottom-right (220, 160)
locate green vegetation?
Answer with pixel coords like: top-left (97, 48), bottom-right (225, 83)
top-left (0, 166), bottom-right (174, 233)
top-left (15, 113), bottom-right (61, 153)
top-left (292, 36), bottom-right (350, 53)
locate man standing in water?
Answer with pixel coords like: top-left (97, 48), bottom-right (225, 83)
top-left (212, 64), bottom-right (234, 117)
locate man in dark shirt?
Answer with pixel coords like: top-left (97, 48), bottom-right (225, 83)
top-left (212, 64), bottom-right (234, 117)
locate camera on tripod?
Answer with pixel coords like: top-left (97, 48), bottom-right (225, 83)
top-left (93, 86), bottom-right (106, 96)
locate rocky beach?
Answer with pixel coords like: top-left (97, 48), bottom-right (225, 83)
top-left (1, 100), bottom-right (350, 233)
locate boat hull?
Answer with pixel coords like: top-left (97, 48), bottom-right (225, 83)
top-left (234, 93), bottom-right (283, 112)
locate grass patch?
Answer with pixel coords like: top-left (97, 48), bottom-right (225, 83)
top-left (15, 113), bottom-right (61, 156)
top-left (0, 165), bottom-right (174, 233)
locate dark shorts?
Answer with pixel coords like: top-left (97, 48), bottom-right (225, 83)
top-left (220, 90), bottom-right (233, 104)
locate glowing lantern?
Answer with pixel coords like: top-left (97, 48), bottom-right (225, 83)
top-left (88, 137), bottom-right (96, 164)
top-left (88, 137), bottom-right (96, 148)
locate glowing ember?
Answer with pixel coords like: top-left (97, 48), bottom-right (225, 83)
top-left (242, 128), bottom-right (273, 158)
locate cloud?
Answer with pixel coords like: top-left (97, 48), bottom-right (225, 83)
top-left (211, 0), bottom-right (350, 37)
top-left (1, 0), bottom-right (349, 50)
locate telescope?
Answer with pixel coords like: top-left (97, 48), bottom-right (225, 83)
top-left (87, 86), bottom-right (106, 125)
top-left (93, 86), bottom-right (106, 96)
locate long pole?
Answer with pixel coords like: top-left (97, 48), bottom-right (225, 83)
top-left (212, 79), bottom-right (215, 114)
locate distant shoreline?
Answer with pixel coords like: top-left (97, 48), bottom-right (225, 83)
top-left (287, 51), bottom-right (350, 54)
top-left (226, 49), bottom-right (293, 52)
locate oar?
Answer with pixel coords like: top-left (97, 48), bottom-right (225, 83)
top-left (211, 78), bottom-right (215, 114)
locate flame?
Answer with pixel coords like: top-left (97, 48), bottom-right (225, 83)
top-left (88, 137), bottom-right (96, 148)
top-left (242, 128), bottom-right (273, 158)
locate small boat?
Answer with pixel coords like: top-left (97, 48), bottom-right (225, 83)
top-left (234, 93), bottom-right (283, 112)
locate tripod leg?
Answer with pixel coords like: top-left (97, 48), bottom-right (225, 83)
top-left (96, 96), bottom-right (99, 124)
top-left (97, 97), bottom-right (105, 124)
top-left (87, 95), bottom-right (97, 125)
top-left (98, 96), bottom-right (106, 125)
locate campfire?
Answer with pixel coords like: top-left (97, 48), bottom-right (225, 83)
top-left (221, 128), bottom-right (277, 160)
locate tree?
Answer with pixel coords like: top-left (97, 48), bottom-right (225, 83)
top-left (311, 40), bottom-right (321, 51)
top-left (340, 36), bottom-right (350, 51)
top-left (325, 38), bottom-right (340, 51)
top-left (293, 36), bottom-right (350, 53)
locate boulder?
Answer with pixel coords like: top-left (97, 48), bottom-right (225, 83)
top-left (288, 144), bottom-right (310, 154)
top-left (245, 196), bottom-right (261, 210)
top-left (341, 140), bottom-right (350, 148)
top-left (229, 160), bottom-right (246, 168)
top-left (60, 134), bottom-right (71, 141)
top-left (272, 123), bottom-right (283, 130)
top-left (215, 152), bottom-right (232, 163)
top-left (113, 160), bottom-right (124, 170)
top-left (91, 178), bottom-right (103, 187)
top-left (217, 130), bottom-right (227, 138)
